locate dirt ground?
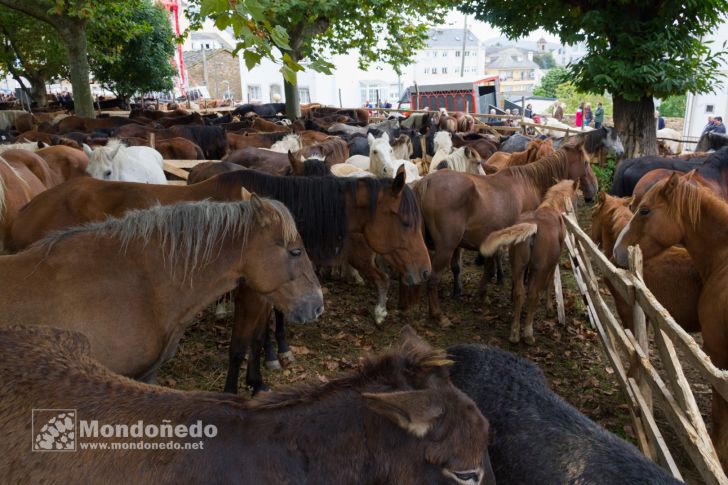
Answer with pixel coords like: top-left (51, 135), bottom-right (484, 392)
top-left (158, 198), bottom-right (709, 484)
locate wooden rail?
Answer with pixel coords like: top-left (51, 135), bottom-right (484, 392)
top-left (562, 205), bottom-right (727, 484)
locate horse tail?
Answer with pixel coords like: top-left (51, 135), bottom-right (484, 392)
top-left (480, 223), bottom-right (537, 257)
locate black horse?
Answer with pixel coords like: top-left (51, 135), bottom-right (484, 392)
top-left (233, 103), bottom-right (286, 119)
top-left (610, 154), bottom-right (709, 196)
top-left (449, 344), bottom-right (682, 485)
top-left (696, 131), bottom-right (728, 152)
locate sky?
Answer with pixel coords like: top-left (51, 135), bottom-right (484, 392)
top-left (441, 11), bottom-right (562, 44)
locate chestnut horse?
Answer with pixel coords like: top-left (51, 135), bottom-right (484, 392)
top-left (0, 197), bottom-right (323, 382)
top-left (484, 138), bottom-right (554, 172)
top-left (1, 325), bottom-right (494, 484)
top-left (412, 142), bottom-right (597, 326)
top-left (0, 155), bottom-right (47, 250)
top-left (590, 191), bottom-right (701, 333)
top-left (613, 172), bottom-right (728, 465)
top-left (480, 180), bottom-right (578, 345)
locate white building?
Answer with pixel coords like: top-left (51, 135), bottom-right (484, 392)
top-left (409, 28), bottom-right (484, 83)
top-left (682, 20), bottom-right (728, 141)
top-left (484, 37), bottom-right (587, 67)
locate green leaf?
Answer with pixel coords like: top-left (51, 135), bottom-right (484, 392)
top-left (243, 50), bottom-right (263, 70)
top-left (200, 0), bottom-right (229, 18)
top-left (270, 25), bottom-right (290, 50)
top-left (280, 64), bottom-right (298, 85)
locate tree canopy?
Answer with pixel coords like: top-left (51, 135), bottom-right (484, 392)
top-left (191, 0), bottom-right (455, 117)
top-left (658, 94), bottom-right (686, 118)
top-left (533, 66), bottom-right (569, 98)
top-left (533, 51), bottom-right (556, 70)
top-left (459, 0), bottom-right (728, 155)
top-left (0, 5), bottom-right (68, 106)
top-left (88, 2), bottom-right (176, 106)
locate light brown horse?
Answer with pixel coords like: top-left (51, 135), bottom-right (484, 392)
top-left (0, 197), bottom-right (323, 382)
top-left (0, 155), bottom-right (47, 250)
top-left (484, 138), bottom-right (554, 172)
top-left (1, 325), bottom-right (493, 484)
top-left (412, 142), bottom-right (596, 326)
top-left (613, 172), bottom-right (728, 465)
top-left (480, 180), bottom-right (578, 345)
top-left (34, 145), bottom-right (90, 182)
top-left (590, 191), bottom-right (701, 333)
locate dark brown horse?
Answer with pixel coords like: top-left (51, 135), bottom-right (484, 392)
top-left (412, 142), bottom-right (596, 326)
top-left (1, 325), bottom-right (494, 484)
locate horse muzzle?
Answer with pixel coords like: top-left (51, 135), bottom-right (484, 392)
top-left (287, 290), bottom-right (325, 324)
top-left (404, 267), bottom-right (431, 286)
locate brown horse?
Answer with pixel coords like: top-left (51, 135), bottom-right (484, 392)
top-left (0, 149), bottom-right (57, 187)
top-left (412, 142), bottom-right (596, 326)
top-left (631, 167), bottom-right (723, 208)
top-left (480, 180), bottom-right (578, 345)
top-left (0, 197), bottom-right (323, 381)
top-left (226, 131), bottom-right (289, 150)
top-left (0, 155), bottom-right (47, 250)
top-left (1, 325), bottom-right (494, 484)
top-left (34, 145), bottom-right (89, 182)
top-left (613, 172), bottom-right (728, 465)
top-left (590, 191), bottom-right (701, 333)
top-left (484, 139), bottom-right (554, 172)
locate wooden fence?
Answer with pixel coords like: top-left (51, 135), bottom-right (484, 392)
top-left (561, 203), bottom-right (728, 484)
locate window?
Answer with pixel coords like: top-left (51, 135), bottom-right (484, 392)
top-left (432, 67), bottom-right (438, 74)
top-left (359, 81), bottom-right (389, 105)
top-left (706, 105), bottom-right (715, 113)
top-left (454, 67), bottom-right (459, 73)
top-left (269, 84), bottom-right (282, 102)
top-left (298, 87), bottom-right (310, 104)
top-left (528, 70), bottom-right (535, 79)
top-left (424, 67), bottom-right (430, 74)
top-left (455, 51), bottom-right (461, 57)
top-left (247, 85), bottom-right (261, 102)
top-left (442, 51), bottom-right (448, 57)
top-left (433, 51), bottom-right (438, 57)
top-left (520, 71), bottom-right (525, 80)
top-left (464, 51), bottom-right (469, 57)
top-left (442, 67), bottom-right (448, 74)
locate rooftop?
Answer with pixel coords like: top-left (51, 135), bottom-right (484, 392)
top-left (485, 47), bottom-right (539, 69)
top-left (426, 28), bottom-right (481, 48)
top-left (183, 48), bottom-right (231, 67)
top-left (189, 31), bottom-right (235, 50)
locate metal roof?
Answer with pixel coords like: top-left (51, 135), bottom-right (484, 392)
top-left (425, 28), bottom-right (481, 48)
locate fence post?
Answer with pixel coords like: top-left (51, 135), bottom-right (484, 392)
top-left (628, 245), bottom-right (655, 458)
top-left (149, 132), bottom-right (156, 149)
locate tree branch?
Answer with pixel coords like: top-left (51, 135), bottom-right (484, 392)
top-left (0, 0), bottom-right (56, 26)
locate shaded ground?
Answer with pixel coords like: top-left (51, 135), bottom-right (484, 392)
top-left (158, 198), bottom-right (711, 483)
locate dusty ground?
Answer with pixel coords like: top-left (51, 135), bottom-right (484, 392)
top-left (158, 199), bottom-right (709, 483)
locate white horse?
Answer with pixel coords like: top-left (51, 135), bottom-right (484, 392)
top-left (84, 139), bottom-right (166, 184)
top-left (0, 142), bottom-right (42, 154)
top-left (429, 131), bottom-right (454, 172)
top-left (657, 127), bottom-right (682, 154)
top-left (330, 163), bottom-right (375, 178)
top-left (433, 146), bottom-right (484, 175)
top-left (0, 110), bottom-right (28, 131)
top-left (270, 134), bottom-right (302, 153)
top-left (537, 117), bottom-right (594, 138)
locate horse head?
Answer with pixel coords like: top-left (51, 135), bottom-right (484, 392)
top-left (84, 141), bottom-right (123, 180)
top-left (602, 126), bottom-right (625, 158)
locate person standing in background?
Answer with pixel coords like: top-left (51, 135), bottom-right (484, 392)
top-left (713, 116), bottom-right (726, 134)
top-left (594, 102), bottom-right (605, 129)
top-left (553, 101), bottom-right (564, 121)
top-left (575, 102), bottom-right (584, 127)
top-left (655, 110), bottom-right (666, 130)
top-left (524, 103), bottom-right (533, 119)
top-left (583, 102), bottom-right (593, 127)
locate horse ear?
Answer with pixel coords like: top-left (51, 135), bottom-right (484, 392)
top-left (287, 150), bottom-right (303, 171)
top-left (662, 172), bottom-right (681, 198)
top-left (362, 390), bottom-right (444, 438)
top-left (240, 187), bottom-right (252, 201)
top-left (109, 142), bottom-right (122, 159)
top-left (573, 179), bottom-right (581, 191)
top-left (597, 190), bottom-right (606, 205)
top-left (683, 169), bottom-right (697, 182)
top-left (249, 193), bottom-right (270, 225)
top-left (393, 164), bottom-right (406, 194)
top-left (83, 143), bottom-right (94, 158)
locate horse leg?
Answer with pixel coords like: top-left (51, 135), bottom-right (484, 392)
top-left (523, 268), bottom-right (549, 346)
top-left (274, 309), bottom-right (295, 367)
top-left (450, 248), bottom-right (463, 299)
top-left (348, 244), bottom-right (389, 325)
top-left (703, 332), bottom-right (728, 467)
top-left (224, 284), bottom-right (270, 394)
top-left (263, 322), bottom-right (281, 370)
top-left (246, 324), bottom-right (270, 394)
top-left (496, 249), bottom-right (505, 285)
top-left (510, 262), bottom-right (527, 344)
top-left (428, 247), bottom-right (456, 327)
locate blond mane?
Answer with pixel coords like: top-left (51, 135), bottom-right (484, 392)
top-left (539, 180), bottom-right (577, 212)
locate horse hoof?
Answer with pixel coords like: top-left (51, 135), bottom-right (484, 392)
top-left (437, 316), bottom-right (452, 329)
top-left (251, 385), bottom-right (271, 396)
top-left (509, 331), bottom-right (520, 344)
top-left (265, 359), bottom-right (282, 371)
top-left (278, 350), bottom-right (295, 366)
top-left (374, 308), bottom-right (387, 326)
top-left (524, 336), bottom-right (536, 346)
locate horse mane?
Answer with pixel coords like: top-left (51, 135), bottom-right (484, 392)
top-left (302, 159), bottom-right (332, 176)
top-left (509, 145), bottom-right (577, 191)
top-left (580, 127), bottom-right (607, 154)
top-left (663, 176), bottom-right (704, 230)
top-left (35, 199), bottom-right (298, 282)
top-left (214, 170), bottom-right (420, 264)
top-left (539, 180), bottom-right (576, 212)
top-left (0, 141), bottom-right (42, 153)
top-left (249, 332), bottom-right (451, 410)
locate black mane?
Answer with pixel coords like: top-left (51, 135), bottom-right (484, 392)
top-left (215, 170), bottom-right (419, 264)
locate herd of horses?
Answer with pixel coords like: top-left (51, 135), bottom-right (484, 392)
top-left (0, 101), bottom-right (723, 481)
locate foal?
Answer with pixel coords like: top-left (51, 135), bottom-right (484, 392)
top-left (2, 325), bottom-right (494, 484)
top-left (480, 180), bottom-right (578, 344)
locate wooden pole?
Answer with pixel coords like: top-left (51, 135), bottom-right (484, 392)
top-left (414, 82), bottom-right (419, 110)
top-left (149, 132), bottom-right (155, 149)
top-left (553, 267), bottom-right (565, 325)
top-left (338, 88), bottom-right (342, 108)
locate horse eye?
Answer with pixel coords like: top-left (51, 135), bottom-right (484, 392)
top-left (288, 248), bottom-right (302, 257)
top-left (639, 206), bottom-right (650, 216)
top-left (453, 471), bottom-right (479, 483)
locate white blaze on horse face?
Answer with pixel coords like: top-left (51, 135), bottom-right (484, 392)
top-left (612, 218), bottom-right (633, 266)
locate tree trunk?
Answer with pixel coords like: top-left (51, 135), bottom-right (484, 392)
top-left (612, 95), bottom-right (656, 158)
top-left (283, 73), bottom-right (301, 120)
top-left (28, 75), bottom-right (48, 107)
top-left (59, 25), bottom-right (95, 118)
